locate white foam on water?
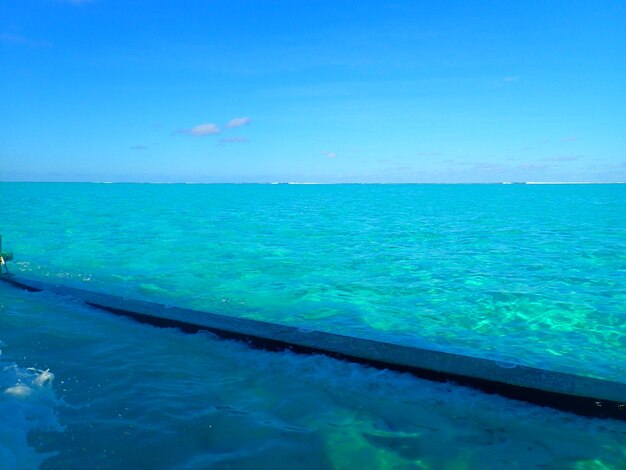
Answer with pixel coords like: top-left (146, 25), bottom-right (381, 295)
top-left (0, 342), bottom-right (63, 470)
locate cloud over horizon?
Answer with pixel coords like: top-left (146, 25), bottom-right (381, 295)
top-left (226, 117), bottom-right (251, 128)
top-left (177, 117), bottom-right (253, 137)
top-left (181, 123), bottom-right (221, 136)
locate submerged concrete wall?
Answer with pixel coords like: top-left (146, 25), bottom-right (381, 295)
top-left (2, 273), bottom-right (625, 421)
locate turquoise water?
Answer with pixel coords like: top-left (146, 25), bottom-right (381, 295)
top-left (1, 183), bottom-right (626, 468)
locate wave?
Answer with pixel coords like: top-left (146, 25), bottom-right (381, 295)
top-left (0, 341), bottom-right (62, 469)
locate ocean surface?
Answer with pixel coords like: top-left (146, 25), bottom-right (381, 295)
top-left (1, 182), bottom-right (625, 468)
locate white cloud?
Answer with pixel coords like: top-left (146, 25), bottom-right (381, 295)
top-left (189, 123), bottom-right (221, 136)
top-left (226, 117), bottom-right (251, 128)
top-left (322, 152), bottom-right (337, 158)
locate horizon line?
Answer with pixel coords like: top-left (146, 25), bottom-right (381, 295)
top-left (1, 181), bottom-right (625, 185)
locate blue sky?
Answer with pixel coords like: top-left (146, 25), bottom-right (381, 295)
top-left (1, 0), bottom-right (625, 182)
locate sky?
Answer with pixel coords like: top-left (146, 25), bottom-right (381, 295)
top-left (1, 0), bottom-right (625, 183)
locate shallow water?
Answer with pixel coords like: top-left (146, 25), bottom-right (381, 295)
top-left (3, 284), bottom-right (626, 469)
top-left (1, 183), bottom-right (625, 467)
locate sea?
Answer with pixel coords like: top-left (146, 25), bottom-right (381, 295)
top-left (1, 182), bottom-right (625, 469)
